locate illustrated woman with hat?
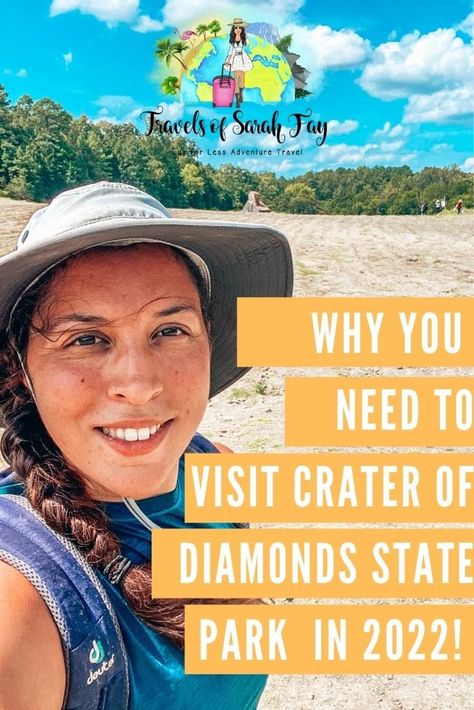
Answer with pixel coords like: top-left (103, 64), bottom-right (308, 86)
top-left (0, 181), bottom-right (293, 709)
top-left (223, 18), bottom-right (253, 107)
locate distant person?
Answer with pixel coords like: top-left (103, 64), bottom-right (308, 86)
top-left (455, 199), bottom-right (464, 215)
top-left (420, 202), bottom-right (428, 215)
top-left (435, 198), bottom-right (442, 214)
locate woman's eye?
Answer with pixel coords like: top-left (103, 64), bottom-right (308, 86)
top-left (70, 334), bottom-right (105, 347)
top-left (156, 326), bottom-right (185, 337)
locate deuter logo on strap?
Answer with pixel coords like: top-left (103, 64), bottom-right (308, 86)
top-left (87, 639), bottom-right (116, 685)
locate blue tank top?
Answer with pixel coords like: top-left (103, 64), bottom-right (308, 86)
top-left (101, 457), bottom-right (267, 709)
top-left (0, 459), bottom-right (267, 709)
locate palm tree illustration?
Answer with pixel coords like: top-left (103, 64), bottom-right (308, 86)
top-left (208, 20), bottom-right (221, 37)
top-left (172, 41), bottom-right (188, 69)
top-left (196, 23), bottom-right (209, 42)
top-left (155, 38), bottom-right (188, 70)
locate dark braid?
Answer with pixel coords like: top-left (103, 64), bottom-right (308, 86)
top-left (0, 244), bottom-right (258, 651)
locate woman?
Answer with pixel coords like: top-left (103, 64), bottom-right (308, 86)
top-left (0, 181), bottom-right (293, 709)
top-left (223, 18), bottom-right (253, 107)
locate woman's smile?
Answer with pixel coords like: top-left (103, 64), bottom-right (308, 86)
top-left (100, 421), bottom-right (162, 441)
top-left (95, 418), bottom-right (173, 456)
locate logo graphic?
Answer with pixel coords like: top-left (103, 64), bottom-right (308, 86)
top-left (154, 17), bottom-right (310, 107)
top-left (87, 654), bottom-right (116, 686)
top-left (143, 14), bottom-right (327, 151)
top-left (87, 639), bottom-right (116, 686)
top-left (89, 639), bottom-right (105, 664)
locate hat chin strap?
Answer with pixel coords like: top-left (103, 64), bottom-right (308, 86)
top-left (121, 497), bottom-right (161, 530)
top-left (16, 350), bottom-right (40, 409)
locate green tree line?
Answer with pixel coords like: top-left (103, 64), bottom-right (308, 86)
top-left (0, 86), bottom-right (472, 213)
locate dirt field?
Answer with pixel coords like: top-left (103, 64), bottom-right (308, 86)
top-left (1, 197), bottom-right (473, 709)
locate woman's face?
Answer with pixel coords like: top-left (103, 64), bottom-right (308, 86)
top-left (234, 26), bottom-right (242, 38)
top-left (25, 245), bottom-right (211, 501)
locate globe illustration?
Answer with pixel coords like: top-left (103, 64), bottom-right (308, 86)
top-left (179, 34), bottom-right (295, 105)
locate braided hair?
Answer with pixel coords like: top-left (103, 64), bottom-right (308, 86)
top-left (0, 244), bottom-right (257, 650)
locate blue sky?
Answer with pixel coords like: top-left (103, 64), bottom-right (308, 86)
top-left (1, 0), bottom-right (473, 177)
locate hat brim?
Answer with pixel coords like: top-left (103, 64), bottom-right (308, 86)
top-left (0, 218), bottom-right (293, 398)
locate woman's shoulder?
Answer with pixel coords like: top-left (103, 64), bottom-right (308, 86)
top-left (212, 441), bottom-right (233, 453)
top-left (0, 560), bottom-right (66, 708)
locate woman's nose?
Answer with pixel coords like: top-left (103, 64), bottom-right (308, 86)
top-left (106, 346), bottom-right (164, 405)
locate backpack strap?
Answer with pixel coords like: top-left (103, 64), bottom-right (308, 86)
top-left (186, 432), bottom-right (220, 454)
top-left (0, 495), bottom-right (129, 710)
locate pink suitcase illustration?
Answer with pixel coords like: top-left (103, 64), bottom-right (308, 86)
top-left (212, 65), bottom-right (235, 107)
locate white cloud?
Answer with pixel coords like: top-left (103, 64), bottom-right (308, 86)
top-left (403, 85), bottom-right (474, 125)
top-left (359, 28), bottom-right (473, 99)
top-left (205, 124), bottom-right (418, 174)
top-left (157, 101), bottom-right (185, 120)
top-left (160, 0), bottom-right (304, 28)
top-left (322, 143), bottom-right (376, 164)
top-left (132, 15), bottom-right (163, 33)
top-left (379, 139), bottom-right (404, 152)
top-left (461, 157), bottom-right (474, 172)
top-left (398, 152), bottom-right (418, 164)
top-left (284, 23), bottom-right (371, 73)
top-left (46, 0), bottom-right (304, 38)
top-left (50, 0), bottom-right (138, 26)
top-left (457, 11), bottom-right (474, 38)
top-left (94, 95), bottom-right (143, 123)
top-left (386, 123), bottom-right (409, 137)
top-left (432, 143), bottom-right (453, 153)
top-left (211, 113), bottom-right (410, 170)
top-left (307, 141), bottom-right (417, 169)
top-left (4, 67), bottom-right (28, 78)
top-left (373, 121), bottom-right (410, 138)
top-left (63, 51), bottom-right (73, 69)
top-left (212, 120), bottom-right (411, 172)
top-left (327, 119), bottom-right (358, 135)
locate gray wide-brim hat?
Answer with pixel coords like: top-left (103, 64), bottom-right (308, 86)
top-left (0, 181), bottom-right (293, 398)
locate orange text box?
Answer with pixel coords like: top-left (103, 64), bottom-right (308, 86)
top-left (185, 603), bottom-right (474, 674)
top-left (285, 377), bottom-right (474, 447)
top-left (237, 298), bottom-right (474, 367)
top-left (184, 453), bottom-right (474, 524)
top-left (152, 528), bottom-right (474, 599)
